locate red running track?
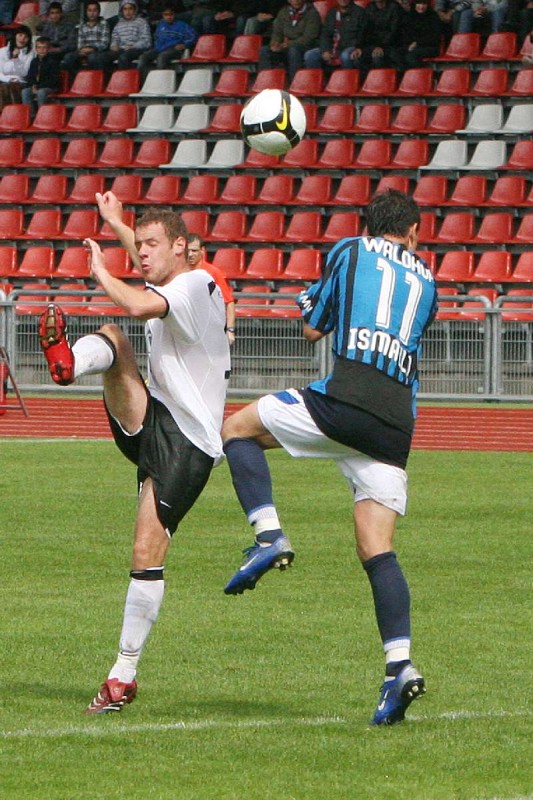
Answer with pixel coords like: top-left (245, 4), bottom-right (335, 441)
top-left (1, 398), bottom-right (532, 451)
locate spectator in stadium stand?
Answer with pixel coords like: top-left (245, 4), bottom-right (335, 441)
top-left (303, 0), bottom-right (368, 71)
top-left (174, 0), bottom-right (219, 33)
top-left (221, 189), bottom-right (438, 727)
top-left (258, 0), bottom-right (322, 81)
top-left (94, 0), bottom-right (152, 72)
top-left (37, 0), bottom-right (81, 25)
top-left (0, 26), bottom-right (33, 110)
top-left (137, 5), bottom-right (197, 80)
top-left (504, 0), bottom-right (533, 43)
top-left (434, 0), bottom-right (475, 38)
top-left (38, 192), bottom-right (231, 715)
top-left (360, 0), bottom-right (404, 72)
top-left (0, 0), bottom-right (14, 25)
top-left (60, 1), bottom-right (111, 80)
top-left (399, 0), bottom-right (442, 69)
top-left (199, 1), bottom-right (261, 37)
top-left (37, 1), bottom-right (77, 64)
top-left (243, 0), bottom-right (286, 35)
top-left (467, 0), bottom-right (509, 31)
top-left (186, 233), bottom-right (236, 346)
top-left (21, 36), bottom-right (61, 113)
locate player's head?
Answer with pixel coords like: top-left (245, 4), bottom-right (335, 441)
top-left (366, 190), bottom-right (420, 245)
top-left (135, 209), bottom-right (188, 283)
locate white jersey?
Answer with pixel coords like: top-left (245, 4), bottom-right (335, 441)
top-left (145, 269), bottom-right (230, 461)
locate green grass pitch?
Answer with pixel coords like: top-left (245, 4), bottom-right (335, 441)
top-left (0, 440), bottom-right (531, 800)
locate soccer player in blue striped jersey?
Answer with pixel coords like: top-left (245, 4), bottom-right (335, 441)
top-left (222, 190), bottom-right (438, 725)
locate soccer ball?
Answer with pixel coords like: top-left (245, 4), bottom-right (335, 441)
top-left (240, 89), bottom-right (306, 156)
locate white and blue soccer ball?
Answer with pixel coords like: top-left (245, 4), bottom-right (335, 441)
top-left (240, 89), bottom-right (307, 156)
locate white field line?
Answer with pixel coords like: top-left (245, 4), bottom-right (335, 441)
top-left (0, 708), bottom-right (530, 741)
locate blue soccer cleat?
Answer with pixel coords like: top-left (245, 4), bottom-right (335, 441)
top-left (371, 663), bottom-right (426, 726)
top-left (224, 535), bottom-right (294, 595)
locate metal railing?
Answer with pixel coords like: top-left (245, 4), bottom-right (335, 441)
top-left (1, 288), bottom-right (532, 401)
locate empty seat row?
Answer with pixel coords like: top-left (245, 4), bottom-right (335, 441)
top-left (0, 245), bottom-right (132, 279)
top-left (2, 207), bottom-right (531, 246)
top-left (436, 288), bottom-right (533, 324)
top-left (0, 136), bottom-right (170, 169)
top-left (2, 172), bottom-right (530, 211)
top-left (0, 102), bottom-right (138, 134)
top-left (436, 250), bottom-right (532, 283)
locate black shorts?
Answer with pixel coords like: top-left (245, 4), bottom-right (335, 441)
top-left (106, 395), bottom-right (214, 535)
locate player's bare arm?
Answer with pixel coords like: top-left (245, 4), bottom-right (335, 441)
top-left (95, 190), bottom-right (141, 269)
top-left (303, 323), bottom-right (326, 343)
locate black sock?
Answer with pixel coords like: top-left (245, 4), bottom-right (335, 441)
top-left (362, 551), bottom-right (411, 646)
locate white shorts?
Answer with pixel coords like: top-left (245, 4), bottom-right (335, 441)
top-left (258, 389), bottom-right (408, 515)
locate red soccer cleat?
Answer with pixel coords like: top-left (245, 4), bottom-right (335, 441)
top-left (38, 303), bottom-right (75, 386)
top-left (85, 678), bottom-right (138, 715)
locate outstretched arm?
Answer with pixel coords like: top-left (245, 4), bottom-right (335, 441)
top-left (95, 191), bottom-right (142, 270)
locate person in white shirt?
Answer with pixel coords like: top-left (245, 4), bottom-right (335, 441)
top-left (0, 26), bottom-right (34, 109)
top-left (38, 193), bottom-right (230, 715)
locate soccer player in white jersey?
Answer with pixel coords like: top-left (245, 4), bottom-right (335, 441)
top-left (39, 198), bottom-right (230, 714)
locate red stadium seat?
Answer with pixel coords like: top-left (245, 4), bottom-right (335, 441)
top-left (241, 148), bottom-right (280, 169)
top-left (389, 139), bottom-right (429, 169)
top-left (0, 209), bottom-right (24, 239)
top-left (203, 103), bottom-right (242, 134)
top-left (98, 210), bottom-right (135, 240)
top-left (513, 215), bottom-right (533, 243)
top-left (182, 175), bottom-right (219, 205)
top-left (471, 68), bottom-right (508, 96)
top-left (448, 175), bottom-right (488, 207)
top-left (28, 103), bottom-right (67, 132)
top-left (210, 68), bottom-right (249, 97)
top-left (209, 210), bottom-right (246, 242)
top-left (375, 175), bottom-right (411, 194)
top-left (294, 175), bottom-right (333, 205)
top-left (25, 137), bottom-right (61, 168)
top-left (53, 282), bottom-right (89, 316)
top-left (103, 248), bottom-right (133, 278)
top-left (512, 252), bottom-right (533, 282)
top-left (389, 104), bottom-right (428, 133)
top-left (14, 283), bottom-right (51, 315)
top-left (474, 251), bottom-right (513, 282)
top-left (321, 212), bottom-right (360, 242)
top-left (245, 248), bottom-right (285, 280)
top-left (436, 33), bottom-right (481, 60)
top-left (54, 247), bottom-right (90, 278)
top-left (66, 174), bottom-right (105, 204)
top-left (220, 34), bottom-right (261, 63)
top-left (317, 138), bottom-right (355, 169)
top-left (64, 103), bottom-right (102, 132)
top-left (425, 103), bottom-right (466, 133)
top-left (22, 210), bottom-right (62, 240)
top-left (320, 68), bottom-right (360, 96)
top-left (62, 209), bottom-right (99, 240)
top-left (477, 32), bottom-right (517, 60)
top-left (416, 250), bottom-right (437, 273)
top-left (248, 68), bottom-right (285, 94)
top-left (100, 69), bottom-right (140, 96)
top-left (235, 284), bottom-right (272, 317)
top-left (505, 140), bottom-right (533, 170)
top-left (247, 211), bottom-right (285, 242)
top-left (289, 69), bottom-right (324, 96)
top-left (212, 247), bottom-right (246, 280)
top-left (436, 212), bottom-right (475, 243)
top-left (280, 139), bottom-right (319, 169)
top-left (351, 103), bottom-right (390, 133)
top-left (18, 245), bottom-right (55, 275)
top-left (285, 211), bottom-right (322, 242)
top-left (0, 246), bottom-right (18, 277)
top-left (500, 289), bottom-right (533, 322)
top-left (396, 68), bottom-right (433, 96)
top-left (56, 69), bottom-right (104, 98)
top-left (433, 67), bottom-right (471, 96)
top-left (271, 285), bottom-right (305, 317)
top-left (142, 175), bottom-right (181, 204)
top-left (437, 251), bottom-right (475, 282)
top-left (508, 69), bottom-right (533, 96)
top-left (94, 138), bottom-right (134, 168)
top-left (302, 101), bottom-right (318, 130)
top-left (460, 287), bottom-right (498, 321)
top-left (135, 139), bottom-right (171, 169)
top-left (29, 174), bottom-right (68, 204)
top-left (314, 103), bottom-right (356, 133)
top-left (109, 175), bottom-right (144, 204)
top-left (417, 211), bottom-right (438, 243)
top-left (413, 175), bottom-right (449, 206)
top-left (0, 103), bottom-right (31, 132)
top-left (352, 139), bottom-right (391, 169)
top-left (182, 34), bottom-right (227, 63)
top-left (255, 174), bottom-right (294, 205)
top-left (0, 173), bottom-right (29, 202)
top-left (219, 174), bottom-right (257, 205)
top-left (488, 176), bottom-right (527, 206)
top-left (101, 103), bottom-right (137, 132)
top-left (59, 137), bottom-right (98, 168)
top-left (473, 212), bottom-right (514, 244)
top-left (333, 174), bottom-right (371, 206)
top-left (359, 68), bottom-right (397, 95)
top-left (180, 210), bottom-right (211, 239)
top-left (283, 249), bottom-right (322, 281)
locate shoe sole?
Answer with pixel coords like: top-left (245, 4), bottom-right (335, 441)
top-left (371, 676), bottom-right (426, 726)
top-left (224, 549), bottom-right (294, 595)
top-left (38, 304), bottom-right (74, 386)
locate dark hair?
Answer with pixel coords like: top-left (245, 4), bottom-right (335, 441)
top-left (36, 35), bottom-right (51, 44)
top-left (187, 232), bottom-right (204, 247)
top-left (136, 208), bottom-right (188, 243)
top-left (86, 0), bottom-right (101, 10)
top-left (365, 190), bottom-right (420, 238)
top-left (9, 25), bottom-right (32, 55)
top-left (48, 2), bottom-right (63, 11)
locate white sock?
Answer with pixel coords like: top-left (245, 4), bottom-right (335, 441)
top-left (108, 577), bottom-right (165, 684)
top-left (72, 334), bottom-right (114, 379)
top-left (248, 505), bottom-right (281, 535)
top-left (385, 639), bottom-right (411, 669)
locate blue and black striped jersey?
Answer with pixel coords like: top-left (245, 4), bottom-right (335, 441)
top-left (299, 236), bottom-right (438, 433)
